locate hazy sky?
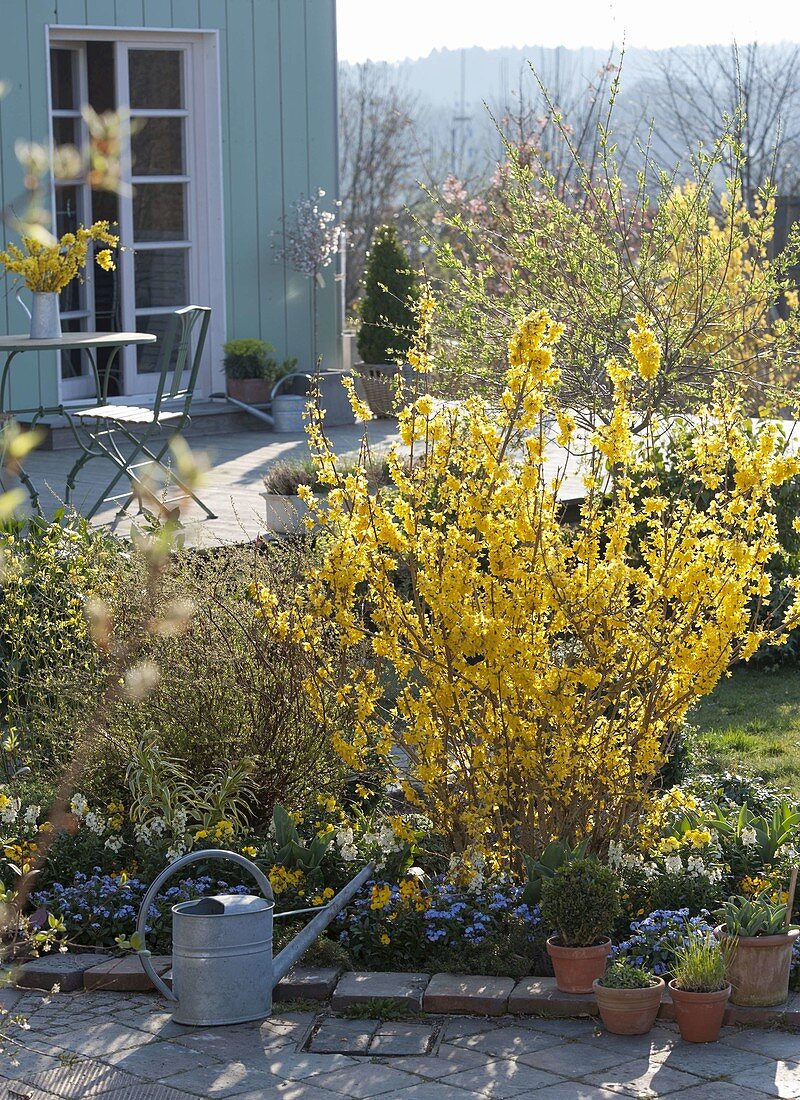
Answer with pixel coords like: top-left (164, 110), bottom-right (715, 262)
top-left (337, 0), bottom-right (799, 62)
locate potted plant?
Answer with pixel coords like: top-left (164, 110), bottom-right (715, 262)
top-left (356, 225), bottom-right (419, 418)
top-left (540, 857), bottom-right (620, 993)
top-left (668, 931), bottom-right (731, 1043)
top-left (223, 339), bottom-right (296, 405)
top-left (261, 459), bottom-right (318, 536)
top-left (593, 959), bottom-right (665, 1035)
top-left (715, 888), bottom-right (799, 1006)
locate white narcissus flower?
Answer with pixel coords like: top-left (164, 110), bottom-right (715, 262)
top-left (741, 826), bottom-right (758, 847)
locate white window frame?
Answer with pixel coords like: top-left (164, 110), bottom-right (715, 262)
top-left (46, 24), bottom-right (226, 403)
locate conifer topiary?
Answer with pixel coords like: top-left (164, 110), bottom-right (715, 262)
top-left (357, 225), bottom-right (419, 364)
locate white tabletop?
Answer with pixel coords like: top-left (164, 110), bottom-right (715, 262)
top-left (0, 332), bottom-right (157, 352)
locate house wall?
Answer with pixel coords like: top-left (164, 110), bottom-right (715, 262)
top-left (0, 0), bottom-right (339, 410)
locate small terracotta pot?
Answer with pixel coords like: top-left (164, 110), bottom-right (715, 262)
top-left (227, 377), bottom-right (271, 405)
top-left (668, 979), bottom-right (730, 1043)
top-left (593, 976), bottom-right (664, 1035)
top-left (547, 936), bottom-right (611, 993)
top-left (715, 926), bottom-right (800, 1006)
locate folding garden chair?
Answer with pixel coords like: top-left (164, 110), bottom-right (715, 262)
top-left (65, 305), bottom-right (216, 520)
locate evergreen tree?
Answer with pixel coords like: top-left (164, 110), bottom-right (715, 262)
top-left (357, 225), bottom-right (418, 363)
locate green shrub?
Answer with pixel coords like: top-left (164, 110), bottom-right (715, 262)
top-left (541, 858), bottom-right (621, 947)
top-left (357, 225), bottom-right (419, 364)
top-left (87, 542), bottom-right (360, 826)
top-left (223, 338), bottom-right (296, 381)
top-left (0, 514), bottom-right (122, 776)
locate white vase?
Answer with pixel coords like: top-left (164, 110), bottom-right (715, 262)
top-left (29, 292), bottom-right (62, 339)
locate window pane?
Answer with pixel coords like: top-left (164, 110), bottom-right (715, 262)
top-left (59, 317), bottom-right (89, 380)
top-left (53, 116), bottom-right (80, 150)
top-left (135, 250), bottom-right (188, 309)
top-left (129, 50), bottom-right (183, 109)
top-left (55, 184), bottom-right (82, 237)
top-left (131, 117), bottom-right (184, 176)
top-left (133, 183), bottom-right (186, 242)
top-left (135, 312), bottom-right (182, 375)
top-left (50, 49), bottom-right (76, 110)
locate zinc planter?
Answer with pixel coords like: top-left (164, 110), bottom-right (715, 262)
top-left (668, 980), bottom-right (731, 1043)
top-left (29, 292), bottom-right (61, 339)
top-left (546, 937), bottom-right (611, 994)
top-left (593, 976), bottom-right (665, 1035)
top-left (716, 926), bottom-right (799, 1006)
top-left (262, 494), bottom-right (312, 537)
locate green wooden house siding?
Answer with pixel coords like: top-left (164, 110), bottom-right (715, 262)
top-left (0, 0), bottom-right (339, 410)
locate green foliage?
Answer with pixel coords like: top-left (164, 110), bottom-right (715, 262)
top-left (599, 960), bottom-right (656, 989)
top-left (701, 801), bottom-right (800, 879)
top-left (0, 514), bottom-right (121, 776)
top-left (261, 804), bottom-right (334, 873)
top-left (222, 338), bottom-right (296, 381)
top-left (671, 931), bottom-right (729, 992)
top-left (88, 543), bottom-right (355, 825)
top-left (357, 225), bottom-right (419, 364)
top-left (540, 858), bottom-right (621, 947)
top-left (125, 741), bottom-right (257, 834)
top-left (521, 838), bottom-right (589, 904)
top-left (716, 892), bottom-right (794, 936)
top-left (341, 999), bottom-right (418, 1020)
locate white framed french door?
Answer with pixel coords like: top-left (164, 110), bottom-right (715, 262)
top-left (47, 26), bottom-right (225, 401)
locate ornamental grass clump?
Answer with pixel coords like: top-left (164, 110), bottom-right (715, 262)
top-left (541, 858), bottom-right (620, 946)
top-left (253, 294), bottom-right (800, 871)
top-left (671, 932), bottom-right (729, 993)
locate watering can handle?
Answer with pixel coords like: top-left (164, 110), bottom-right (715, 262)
top-left (134, 848), bottom-right (275, 1002)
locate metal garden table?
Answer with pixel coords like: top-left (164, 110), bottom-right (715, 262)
top-left (0, 331), bottom-right (156, 512)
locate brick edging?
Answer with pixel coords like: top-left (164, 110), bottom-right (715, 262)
top-left (13, 957), bottom-right (800, 1029)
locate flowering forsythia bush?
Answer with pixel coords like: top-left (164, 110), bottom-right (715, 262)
top-left (254, 297), bottom-right (800, 871)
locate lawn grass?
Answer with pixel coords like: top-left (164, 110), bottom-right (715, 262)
top-left (691, 665), bottom-right (800, 796)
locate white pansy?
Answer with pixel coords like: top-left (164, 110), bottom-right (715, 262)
top-left (664, 854), bottom-right (683, 875)
top-left (686, 855), bottom-right (706, 876)
top-left (84, 811), bottom-right (105, 836)
top-left (69, 794), bottom-right (88, 820)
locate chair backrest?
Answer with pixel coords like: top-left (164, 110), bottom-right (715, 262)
top-left (152, 306), bottom-right (212, 418)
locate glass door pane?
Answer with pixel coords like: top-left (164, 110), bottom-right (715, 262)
top-left (121, 44), bottom-right (192, 394)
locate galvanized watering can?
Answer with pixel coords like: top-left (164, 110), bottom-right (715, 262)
top-left (135, 849), bottom-right (373, 1026)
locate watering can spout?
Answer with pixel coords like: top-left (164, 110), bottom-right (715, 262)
top-left (271, 861), bottom-right (374, 985)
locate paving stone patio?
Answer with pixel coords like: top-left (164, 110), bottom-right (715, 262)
top-left (4, 985), bottom-right (800, 1099)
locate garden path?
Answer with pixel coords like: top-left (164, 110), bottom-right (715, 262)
top-left (3, 986), bottom-right (800, 1099)
top-left (7, 418), bottom-right (587, 547)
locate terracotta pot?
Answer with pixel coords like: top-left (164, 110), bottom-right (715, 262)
top-left (547, 936), bottom-right (611, 993)
top-left (715, 926), bottom-right (800, 1006)
top-left (593, 976), bottom-right (664, 1035)
top-left (227, 377), bottom-right (271, 405)
top-left (668, 980), bottom-right (730, 1043)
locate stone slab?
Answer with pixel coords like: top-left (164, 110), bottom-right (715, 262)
top-left (423, 973), bottom-right (515, 1016)
top-left (15, 953), bottom-right (109, 993)
top-left (507, 975), bottom-right (599, 1017)
top-left (331, 971), bottom-right (430, 1012)
top-left (274, 965), bottom-right (342, 1003)
top-left (369, 1021), bottom-right (435, 1056)
top-left (308, 1016), bottom-right (379, 1054)
top-left (83, 954), bottom-right (172, 992)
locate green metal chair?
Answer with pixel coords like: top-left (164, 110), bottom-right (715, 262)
top-left (66, 306), bottom-right (215, 520)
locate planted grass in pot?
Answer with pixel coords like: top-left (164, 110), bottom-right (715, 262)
top-left (541, 858), bottom-right (620, 993)
top-left (668, 931), bottom-right (731, 1043)
top-left (593, 960), bottom-right (664, 1035)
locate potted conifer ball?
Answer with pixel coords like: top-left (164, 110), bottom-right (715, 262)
top-left (356, 224), bottom-right (419, 416)
top-left (541, 857), bottom-right (620, 993)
